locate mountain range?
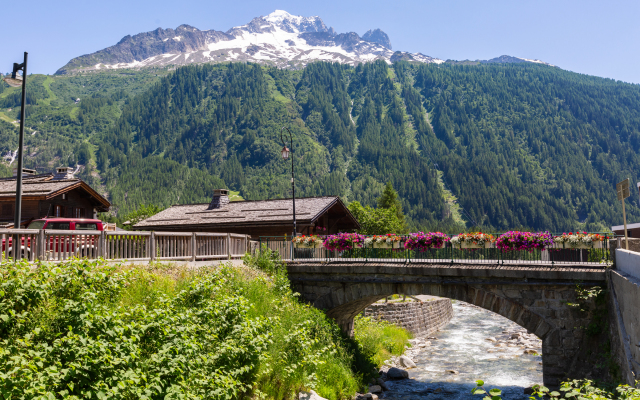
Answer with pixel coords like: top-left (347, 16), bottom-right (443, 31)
top-left (1, 11), bottom-right (638, 233)
top-left (56, 10), bottom-right (550, 74)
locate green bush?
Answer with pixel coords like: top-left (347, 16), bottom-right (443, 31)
top-left (353, 315), bottom-right (412, 367)
top-left (0, 258), bottom-right (363, 399)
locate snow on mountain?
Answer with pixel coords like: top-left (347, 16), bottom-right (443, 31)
top-left (56, 10), bottom-right (443, 74)
top-left (55, 10), bottom-right (551, 75)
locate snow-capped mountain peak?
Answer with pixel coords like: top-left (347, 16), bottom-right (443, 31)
top-left (263, 10), bottom-right (329, 34)
top-left (54, 10), bottom-right (550, 75)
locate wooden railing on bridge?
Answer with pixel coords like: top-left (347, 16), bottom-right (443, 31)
top-left (0, 229), bottom-right (258, 263)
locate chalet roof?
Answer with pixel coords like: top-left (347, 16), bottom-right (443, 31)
top-left (0, 173), bottom-right (111, 210)
top-left (134, 196), bottom-right (359, 229)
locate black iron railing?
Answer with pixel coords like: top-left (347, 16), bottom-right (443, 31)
top-left (259, 234), bottom-right (614, 266)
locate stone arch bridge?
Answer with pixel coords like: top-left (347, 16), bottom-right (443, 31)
top-left (286, 261), bottom-right (607, 386)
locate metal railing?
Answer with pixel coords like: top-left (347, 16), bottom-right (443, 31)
top-left (260, 234), bottom-right (614, 266)
top-left (0, 229), bottom-right (251, 263)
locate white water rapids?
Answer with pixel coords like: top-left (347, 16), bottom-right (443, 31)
top-left (381, 302), bottom-right (543, 399)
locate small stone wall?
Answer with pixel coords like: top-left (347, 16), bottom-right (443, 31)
top-left (363, 295), bottom-right (453, 337)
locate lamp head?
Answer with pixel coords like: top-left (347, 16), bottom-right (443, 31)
top-left (3, 73), bottom-right (23, 88)
top-left (281, 146), bottom-right (290, 160)
top-left (3, 63), bottom-right (24, 88)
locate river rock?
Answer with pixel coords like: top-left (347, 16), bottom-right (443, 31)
top-left (299, 390), bottom-right (327, 400)
top-left (356, 394), bottom-right (378, 400)
top-left (387, 367), bottom-right (409, 380)
top-left (398, 356), bottom-right (416, 368)
top-left (523, 349), bottom-right (538, 355)
top-left (368, 385), bottom-right (382, 394)
top-left (485, 337), bottom-right (497, 342)
top-left (445, 369), bottom-right (459, 374)
top-left (377, 378), bottom-right (389, 390)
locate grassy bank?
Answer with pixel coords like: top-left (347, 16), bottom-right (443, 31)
top-left (0, 249), bottom-right (410, 400)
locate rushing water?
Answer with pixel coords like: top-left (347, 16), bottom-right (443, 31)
top-left (381, 301), bottom-right (543, 399)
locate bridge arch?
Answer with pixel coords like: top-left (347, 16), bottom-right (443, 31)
top-left (286, 261), bottom-right (608, 386)
top-left (315, 282), bottom-right (554, 341)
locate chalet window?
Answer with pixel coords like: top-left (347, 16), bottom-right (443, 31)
top-left (1, 204), bottom-right (12, 218)
top-left (54, 205), bottom-right (63, 217)
top-left (74, 208), bottom-right (85, 218)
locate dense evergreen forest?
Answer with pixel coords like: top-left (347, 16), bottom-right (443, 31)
top-left (1, 61), bottom-right (639, 232)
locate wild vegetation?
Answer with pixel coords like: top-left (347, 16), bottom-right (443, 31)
top-left (0, 249), bottom-right (411, 399)
top-left (2, 61), bottom-right (640, 231)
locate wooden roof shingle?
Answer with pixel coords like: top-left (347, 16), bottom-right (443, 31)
top-left (134, 196), bottom-right (359, 229)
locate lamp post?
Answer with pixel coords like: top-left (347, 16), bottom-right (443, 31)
top-left (279, 127), bottom-right (296, 255)
top-left (3, 52), bottom-right (28, 229)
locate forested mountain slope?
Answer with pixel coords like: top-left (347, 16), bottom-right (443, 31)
top-left (1, 61), bottom-right (639, 231)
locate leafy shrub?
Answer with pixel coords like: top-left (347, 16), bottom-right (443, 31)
top-left (353, 315), bottom-right (412, 367)
top-left (0, 258), bottom-right (362, 399)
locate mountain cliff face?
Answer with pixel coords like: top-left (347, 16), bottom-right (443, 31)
top-left (55, 10), bottom-right (444, 74)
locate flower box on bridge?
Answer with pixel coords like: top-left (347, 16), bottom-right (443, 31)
top-left (294, 242), bottom-right (323, 249)
top-left (372, 242), bottom-right (401, 249)
top-left (458, 242), bottom-right (493, 249)
top-left (562, 242), bottom-right (604, 250)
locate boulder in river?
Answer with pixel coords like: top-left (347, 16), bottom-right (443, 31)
top-left (445, 369), bottom-right (459, 374)
top-left (398, 355), bottom-right (416, 368)
top-left (377, 378), bottom-right (389, 390)
top-left (387, 367), bottom-right (409, 380)
top-left (368, 385), bottom-right (382, 394)
top-left (299, 390), bottom-right (327, 400)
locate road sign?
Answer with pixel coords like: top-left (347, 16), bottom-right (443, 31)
top-left (616, 178), bottom-right (630, 250)
top-left (617, 179), bottom-right (630, 201)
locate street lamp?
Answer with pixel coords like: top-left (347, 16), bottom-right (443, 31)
top-left (3, 52), bottom-right (28, 229)
top-left (279, 127), bottom-right (296, 246)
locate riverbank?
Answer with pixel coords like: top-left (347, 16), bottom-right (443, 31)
top-left (0, 252), bottom-right (415, 400)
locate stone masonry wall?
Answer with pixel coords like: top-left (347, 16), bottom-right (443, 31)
top-left (363, 295), bottom-right (453, 337)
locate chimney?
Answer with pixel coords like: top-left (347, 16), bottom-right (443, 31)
top-left (53, 167), bottom-right (75, 180)
top-left (12, 168), bottom-right (36, 177)
top-left (208, 189), bottom-right (230, 210)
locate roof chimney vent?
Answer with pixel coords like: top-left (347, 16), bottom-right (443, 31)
top-left (53, 167), bottom-right (75, 181)
top-left (12, 168), bottom-right (36, 177)
top-left (208, 189), bottom-right (230, 210)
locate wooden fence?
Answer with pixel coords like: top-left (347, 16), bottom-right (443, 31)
top-left (0, 229), bottom-right (255, 263)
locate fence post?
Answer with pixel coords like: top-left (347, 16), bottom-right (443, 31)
top-left (150, 232), bottom-right (156, 261)
top-left (227, 233), bottom-right (231, 260)
top-left (37, 229), bottom-right (44, 260)
top-left (100, 231), bottom-right (107, 259)
top-left (191, 232), bottom-right (197, 262)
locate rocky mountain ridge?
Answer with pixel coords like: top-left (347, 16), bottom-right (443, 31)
top-left (56, 10), bottom-right (550, 74)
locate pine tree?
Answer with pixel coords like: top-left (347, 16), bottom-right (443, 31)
top-left (378, 182), bottom-right (405, 223)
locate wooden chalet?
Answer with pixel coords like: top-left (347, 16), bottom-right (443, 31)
top-left (133, 189), bottom-right (360, 238)
top-left (0, 167), bottom-right (111, 227)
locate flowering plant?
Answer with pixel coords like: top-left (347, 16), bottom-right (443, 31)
top-left (292, 235), bottom-right (324, 247)
top-left (496, 231), bottom-right (553, 252)
top-left (450, 232), bottom-right (495, 247)
top-left (364, 234), bottom-right (403, 246)
top-left (323, 233), bottom-right (365, 252)
top-left (404, 232), bottom-right (449, 251)
top-left (553, 232), bottom-right (605, 248)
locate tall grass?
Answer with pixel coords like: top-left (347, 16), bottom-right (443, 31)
top-left (0, 249), bottom-right (412, 399)
top-left (353, 315), bottom-right (413, 367)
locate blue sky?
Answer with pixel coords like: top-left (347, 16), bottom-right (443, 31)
top-left (2, 0), bottom-right (639, 84)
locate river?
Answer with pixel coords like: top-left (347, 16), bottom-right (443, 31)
top-left (381, 301), bottom-right (543, 399)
